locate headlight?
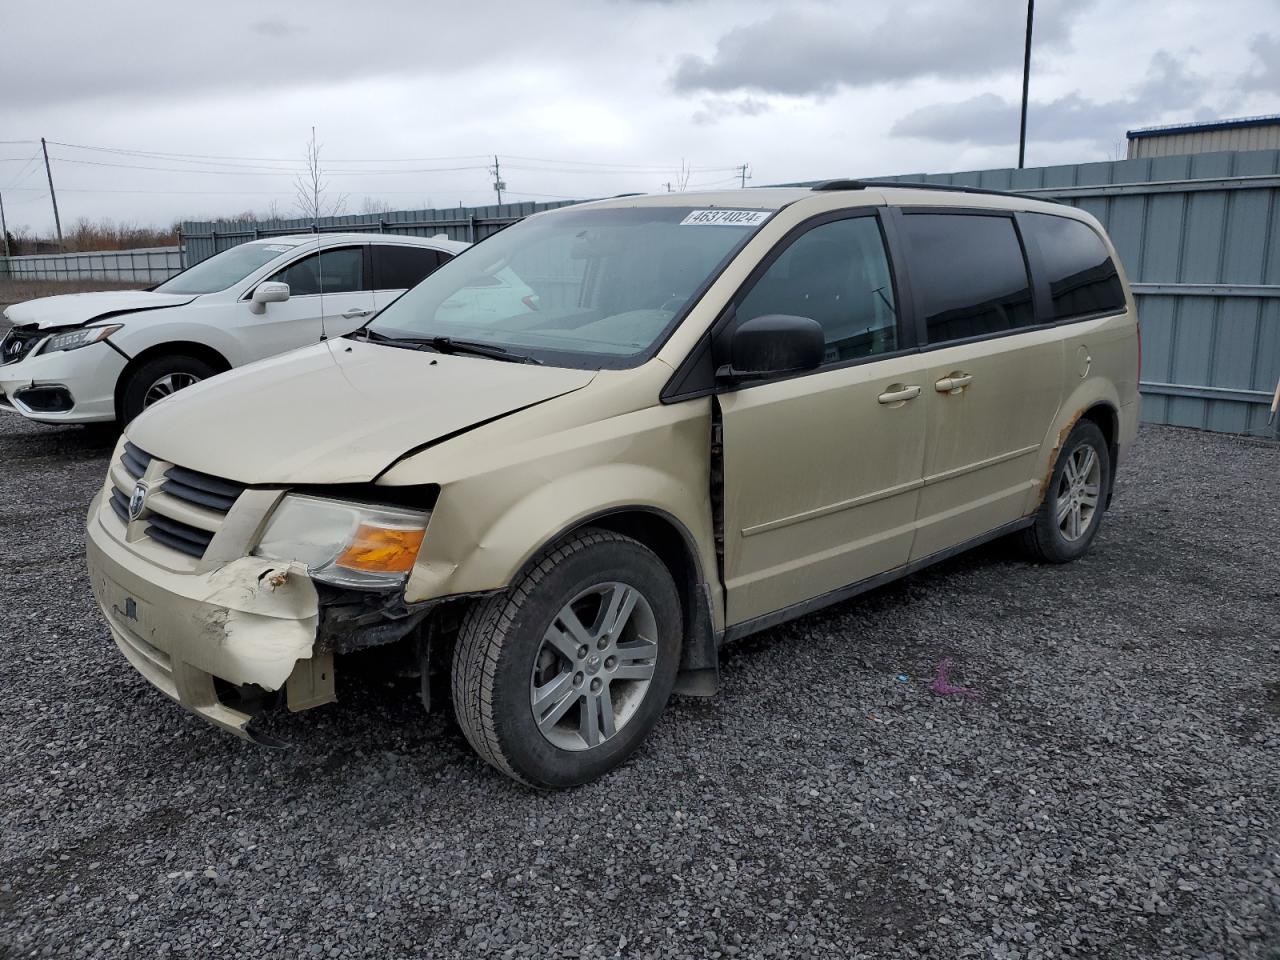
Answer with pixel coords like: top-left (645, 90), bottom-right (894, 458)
top-left (253, 494), bottom-right (429, 589)
top-left (44, 324), bottom-right (123, 353)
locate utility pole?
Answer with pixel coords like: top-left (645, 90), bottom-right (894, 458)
top-left (737, 163), bottom-right (751, 189)
top-left (490, 155), bottom-right (505, 205)
top-left (0, 191), bottom-right (10, 258)
top-left (1017, 0), bottom-right (1034, 169)
top-left (41, 137), bottom-right (64, 250)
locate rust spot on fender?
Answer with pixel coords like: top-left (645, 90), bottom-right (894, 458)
top-left (1039, 414), bottom-right (1080, 500)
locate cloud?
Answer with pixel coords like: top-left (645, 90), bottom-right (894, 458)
top-left (691, 96), bottom-right (772, 126)
top-left (889, 50), bottom-right (1209, 146)
top-left (249, 19), bottom-right (308, 38)
top-left (1238, 34), bottom-right (1280, 93)
top-left (671, 1), bottom-right (1085, 98)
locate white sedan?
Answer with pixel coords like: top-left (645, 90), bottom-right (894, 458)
top-left (0, 232), bottom-right (468, 424)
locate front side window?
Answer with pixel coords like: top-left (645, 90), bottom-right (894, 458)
top-left (153, 241), bottom-right (306, 295)
top-left (368, 205), bottom-right (770, 368)
top-left (1022, 213), bottom-right (1126, 320)
top-left (902, 214), bottom-right (1035, 344)
top-left (735, 216), bottom-right (898, 363)
top-left (269, 246), bottom-right (364, 296)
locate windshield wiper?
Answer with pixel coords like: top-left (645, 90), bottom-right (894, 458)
top-left (423, 336), bottom-right (540, 364)
top-left (357, 328), bottom-right (540, 364)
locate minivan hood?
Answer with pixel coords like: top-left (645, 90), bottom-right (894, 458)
top-left (126, 340), bottom-right (597, 484)
top-left (3, 290), bottom-right (197, 329)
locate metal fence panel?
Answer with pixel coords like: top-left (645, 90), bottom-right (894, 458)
top-left (0, 245), bottom-right (183, 283)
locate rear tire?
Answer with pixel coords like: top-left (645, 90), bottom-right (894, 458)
top-left (451, 528), bottom-right (681, 788)
top-left (1020, 419), bottom-right (1110, 563)
top-left (119, 354), bottom-right (217, 424)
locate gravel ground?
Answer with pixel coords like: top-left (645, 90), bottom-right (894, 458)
top-left (1, 416), bottom-right (1277, 960)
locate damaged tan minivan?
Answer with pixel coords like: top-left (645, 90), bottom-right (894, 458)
top-left (86, 183), bottom-right (1139, 787)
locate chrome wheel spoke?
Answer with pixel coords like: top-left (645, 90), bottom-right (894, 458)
top-left (534, 679), bottom-right (579, 732)
top-left (1056, 495), bottom-right (1074, 524)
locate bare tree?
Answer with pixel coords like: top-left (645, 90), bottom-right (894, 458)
top-left (293, 126), bottom-right (347, 222)
top-left (265, 198), bottom-right (283, 222)
top-left (360, 196), bottom-right (394, 215)
top-left (675, 158), bottom-right (692, 192)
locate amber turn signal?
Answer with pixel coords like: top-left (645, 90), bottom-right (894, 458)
top-left (335, 524), bottom-right (426, 574)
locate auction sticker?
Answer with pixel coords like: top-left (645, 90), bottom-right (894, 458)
top-left (680, 209), bottom-right (770, 226)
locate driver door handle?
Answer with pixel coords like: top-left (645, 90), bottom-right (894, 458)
top-left (342, 308), bottom-right (374, 319)
top-left (935, 373), bottom-right (974, 394)
top-left (877, 384), bottom-right (921, 405)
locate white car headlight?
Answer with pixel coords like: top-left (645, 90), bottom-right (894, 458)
top-left (44, 324), bottom-right (123, 353)
top-left (253, 494), bottom-right (429, 589)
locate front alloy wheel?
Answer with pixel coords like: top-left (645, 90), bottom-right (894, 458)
top-left (531, 582), bottom-right (659, 751)
top-left (451, 529), bottom-right (681, 788)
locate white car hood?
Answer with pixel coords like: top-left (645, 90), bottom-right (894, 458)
top-left (3, 290), bottom-right (197, 330)
top-left (125, 339), bottom-right (598, 484)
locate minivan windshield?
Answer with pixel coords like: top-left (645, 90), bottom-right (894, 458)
top-left (154, 240), bottom-right (305, 295)
top-left (365, 205), bottom-right (771, 368)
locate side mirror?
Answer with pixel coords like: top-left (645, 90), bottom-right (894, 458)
top-left (249, 281), bottom-right (290, 314)
top-left (718, 314), bottom-right (825, 381)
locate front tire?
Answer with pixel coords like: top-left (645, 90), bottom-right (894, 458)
top-left (1020, 419), bottom-right (1111, 563)
top-left (119, 354), bottom-right (216, 424)
top-left (451, 529), bottom-right (682, 788)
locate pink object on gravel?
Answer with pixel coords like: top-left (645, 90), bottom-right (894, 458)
top-left (929, 658), bottom-right (979, 699)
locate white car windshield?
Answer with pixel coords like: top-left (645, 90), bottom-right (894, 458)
top-left (366, 206), bottom-right (771, 369)
top-left (154, 241), bottom-right (305, 295)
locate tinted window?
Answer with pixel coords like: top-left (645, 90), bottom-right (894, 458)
top-left (372, 245), bottom-right (443, 290)
top-left (902, 214), bottom-right (1034, 343)
top-left (736, 216), bottom-right (898, 363)
top-left (270, 246), bottom-right (364, 296)
top-left (1023, 213), bottom-right (1126, 319)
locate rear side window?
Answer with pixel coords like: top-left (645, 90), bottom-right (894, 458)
top-left (901, 214), bottom-right (1034, 343)
top-left (372, 245), bottom-right (444, 290)
top-left (270, 247), bottom-right (364, 296)
top-left (735, 216), bottom-right (899, 363)
top-left (1022, 213), bottom-right (1126, 320)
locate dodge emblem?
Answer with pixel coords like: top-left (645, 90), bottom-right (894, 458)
top-left (128, 482), bottom-right (148, 521)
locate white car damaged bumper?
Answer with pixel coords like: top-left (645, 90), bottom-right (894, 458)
top-left (0, 340), bottom-right (126, 423)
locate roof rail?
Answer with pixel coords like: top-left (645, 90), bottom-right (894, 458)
top-left (811, 179), bottom-right (1039, 200)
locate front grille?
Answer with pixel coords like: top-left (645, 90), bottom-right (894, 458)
top-left (145, 513), bottom-right (215, 558)
top-left (121, 442), bottom-right (152, 480)
top-left (107, 443), bottom-right (245, 561)
top-left (0, 327), bottom-right (45, 366)
top-left (108, 487), bottom-right (130, 523)
top-left (164, 466), bottom-right (245, 513)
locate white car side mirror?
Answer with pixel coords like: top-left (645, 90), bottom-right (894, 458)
top-left (249, 281), bottom-right (290, 314)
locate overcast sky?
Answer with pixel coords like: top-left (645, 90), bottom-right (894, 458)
top-left (2, 0), bottom-right (1278, 233)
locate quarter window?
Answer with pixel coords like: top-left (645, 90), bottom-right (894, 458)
top-left (901, 214), bottom-right (1035, 343)
top-left (735, 216), bottom-right (899, 363)
top-left (372, 245), bottom-right (444, 290)
top-left (269, 247), bottom-right (364, 296)
top-left (1022, 213), bottom-right (1126, 320)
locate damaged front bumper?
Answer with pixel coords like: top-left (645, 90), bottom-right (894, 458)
top-left (86, 491), bottom-right (336, 742)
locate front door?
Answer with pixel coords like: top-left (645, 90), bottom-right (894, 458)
top-left (241, 244), bottom-right (374, 359)
top-left (894, 211), bottom-right (1065, 559)
top-left (718, 212), bottom-right (930, 627)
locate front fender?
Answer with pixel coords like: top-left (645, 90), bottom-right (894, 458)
top-left (401, 399), bottom-right (721, 629)
top-left (111, 318), bottom-right (243, 367)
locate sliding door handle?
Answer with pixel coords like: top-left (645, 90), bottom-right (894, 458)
top-left (877, 384), bottom-right (921, 405)
top-left (342, 308), bottom-right (374, 319)
top-left (935, 373), bottom-right (974, 394)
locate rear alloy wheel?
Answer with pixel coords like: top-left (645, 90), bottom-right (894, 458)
top-left (1020, 419), bottom-right (1111, 563)
top-left (120, 354), bottom-right (217, 423)
top-left (451, 529), bottom-right (681, 788)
